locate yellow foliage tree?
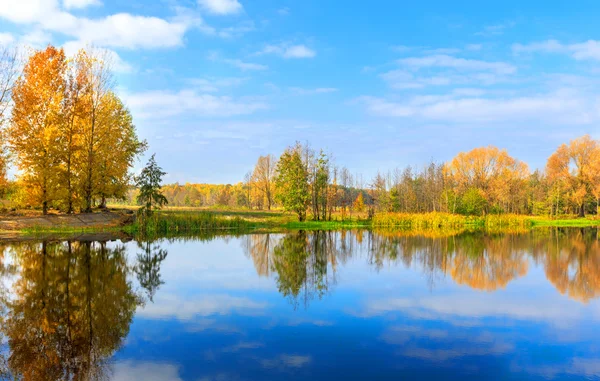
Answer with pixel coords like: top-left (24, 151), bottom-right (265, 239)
top-left (8, 46), bottom-right (144, 213)
top-left (74, 49), bottom-right (115, 212)
top-left (95, 92), bottom-right (146, 208)
top-left (353, 192), bottom-right (365, 213)
top-left (445, 146), bottom-right (529, 214)
top-left (8, 46), bottom-right (67, 214)
top-left (546, 135), bottom-right (600, 216)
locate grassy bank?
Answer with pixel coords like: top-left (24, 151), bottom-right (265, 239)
top-left (124, 209), bottom-right (369, 234)
top-left (3, 207), bottom-right (600, 236)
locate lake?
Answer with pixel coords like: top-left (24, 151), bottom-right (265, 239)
top-left (1, 228), bottom-right (599, 380)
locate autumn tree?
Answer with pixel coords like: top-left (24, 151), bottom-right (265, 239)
top-left (75, 49), bottom-right (114, 212)
top-left (7, 46), bottom-right (144, 213)
top-left (55, 50), bottom-right (84, 213)
top-left (313, 150), bottom-right (330, 220)
top-left (275, 143), bottom-right (310, 221)
top-left (8, 46), bottom-right (67, 214)
top-left (445, 146), bottom-right (529, 215)
top-left (353, 192), bottom-right (365, 213)
top-left (546, 135), bottom-right (600, 217)
top-left (251, 155), bottom-right (276, 210)
top-left (95, 92), bottom-right (146, 208)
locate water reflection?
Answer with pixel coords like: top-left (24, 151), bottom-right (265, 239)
top-left (0, 240), bottom-right (166, 380)
top-left (0, 228), bottom-right (599, 380)
top-left (240, 228), bottom-right (600, 305)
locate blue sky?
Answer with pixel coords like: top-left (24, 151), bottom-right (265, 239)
top-left (1, 0), bottom-right (600, 183)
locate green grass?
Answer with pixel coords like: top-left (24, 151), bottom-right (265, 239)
top-left (4, 207), bottom-right (600, 237)
top-left (528, 217), bottom-right (600, 227)
top-left (125, 209), bottom-right (369, 235)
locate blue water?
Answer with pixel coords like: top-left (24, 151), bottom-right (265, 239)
top-left (1, 229), bottom-right (599, 380)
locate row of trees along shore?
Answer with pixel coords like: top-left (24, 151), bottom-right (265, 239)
top-left (0, 45), bottom-right (146, 214)
top-left (1, 45), bottom-right (599, 220)
top-left (119, 136), bottom-right (600, 221)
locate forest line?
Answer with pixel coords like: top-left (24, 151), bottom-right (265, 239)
top-left (1, 45), bottom-right (599, 222)
top-left (120, 135), bottom-right (600, 221)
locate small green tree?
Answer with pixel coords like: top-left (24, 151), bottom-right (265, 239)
top-left (460, 187), bottom-right (487, 216)
top-left (314, 150), bottom-right (330, 221)
top-left (275, 143), bottom-right (310, 221)
top-left (389, 188), bottom-right (401, 212)
top-left (135, 154), bottom-right (168, 219)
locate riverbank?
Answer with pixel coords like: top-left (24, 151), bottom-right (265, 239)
top-left (1, 208), bottom-right (599, 236)
top-left (0, 209), bottom-right (135, 233)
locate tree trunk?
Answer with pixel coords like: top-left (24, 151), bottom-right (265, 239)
top-left (99, 195), bottom-right (107, 209)
top-left (579, 203), bottom-right (585, 217)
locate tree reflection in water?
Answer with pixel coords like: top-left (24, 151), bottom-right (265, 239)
top-left (242, 227), bottom-right (600, 305)
top-left (135, 240), bottom-right (168, 302)
top-left (0, 228), bottom-right (599, 379)
top-left (0, 239), bottom-right (168, 381)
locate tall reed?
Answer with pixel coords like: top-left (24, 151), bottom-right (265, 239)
top-left (372, 212), bottom-right (534, 229)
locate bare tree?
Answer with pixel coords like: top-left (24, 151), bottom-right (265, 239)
top-left (252, 155), bottom-right (276, 210)
top-left (0, 44), bottom-right (19, 128)
top-left (0, 44), bottom-right (19, 190)
top-left (243, 170), bottom-right (253, 209)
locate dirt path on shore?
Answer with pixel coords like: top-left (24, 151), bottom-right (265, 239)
top-left (0, 210), bottom-right (135, 231)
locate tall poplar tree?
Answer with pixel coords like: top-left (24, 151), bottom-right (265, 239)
top-left (8, 46), bottom-right (67, 214)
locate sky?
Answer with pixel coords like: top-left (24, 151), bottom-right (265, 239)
top-left (0, 0), bottom-right (599, 184)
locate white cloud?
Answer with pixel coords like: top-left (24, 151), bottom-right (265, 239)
top-left (466, 43), bottom-right (483, 51)
top-left (475, 21), bottom-right (516, 37)
top-left (358, 88), bottom-right (600, 124)
top-left (62, 0), bottom-right (101, 10)
top-left (260, 43), bottom-right (316, 59)
top-left (189, 77), bottom-right (248, 92)
top-left (113, 361), bottom-right (182, 381)
top-left (0, 33), bottom-right (14, 45)
top-left (20, 29), bottom-right (52, 48)
top-left (380, 69), bottom-right (508, 89)
top-left (124, 89), bottom-right (268, 119)
top-left (289, 87), bottom-right (338, 95)
top-left (136, 293), bottom-right (268, 320)
top-left (62, 41), bottom-right (132, 73)
top-left (0, 0), bottom-right (57, 24)
top-left (198, 0), bottom-right (243, 15)
top-left (224, 58), bottom-right (268, 71)
top-left (283, 45), bottom-right (316, 58)
top-left (216, 21), bottom-right (255, 38)
top-left (358, 293), bottom-right (588, 323)
top-left (0, 0), bottom-right (191, 49)
top-left (71, 14), bottom-right (188, 49)
top-left (398, 54), bottom-right (516, 75)
top-left (260, 355), bottom-right (312, 369)
top-left (513, 39), bottom-right (600, 61)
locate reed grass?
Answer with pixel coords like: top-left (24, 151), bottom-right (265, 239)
top-left (372, 212), bottom-right (534, 229)
top-left (128, 211), bottom-right (252, 234)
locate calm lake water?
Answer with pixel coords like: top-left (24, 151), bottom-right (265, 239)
top-left (1, 228), bottom-right (600, 380)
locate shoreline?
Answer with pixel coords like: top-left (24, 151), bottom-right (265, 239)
top-left (1, 209), bottom-right (599, 236)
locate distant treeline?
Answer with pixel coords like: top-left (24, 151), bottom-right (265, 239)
top-left (117, 135), bottom-right (600, 220)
